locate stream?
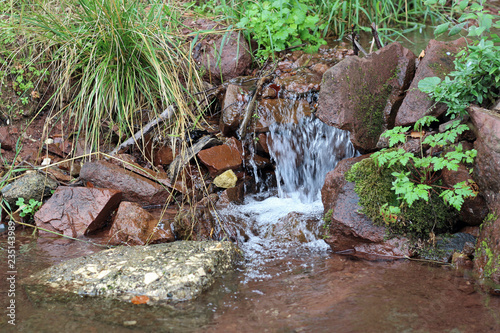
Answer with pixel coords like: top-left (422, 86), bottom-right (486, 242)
top-left (2, 115), bottom-right (500, 332)
top-left (2, 29), bottom-right (500, 331)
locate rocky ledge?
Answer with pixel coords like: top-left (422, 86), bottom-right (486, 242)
top-left (23, 241), bottom-right (240, 305)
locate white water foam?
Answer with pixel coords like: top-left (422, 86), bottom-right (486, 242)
top-left (220, 116), bottom-right (356, 282)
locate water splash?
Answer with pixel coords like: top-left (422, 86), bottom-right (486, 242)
top-left (220, 116), bottom-right (356, 281)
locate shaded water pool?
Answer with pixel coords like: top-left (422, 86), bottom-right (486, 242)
top-left (1, 233), bottom-right (500, 332)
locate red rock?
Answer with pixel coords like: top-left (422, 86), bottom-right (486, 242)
top-left (474, 208), bottom-right (500, 295)
top-left (220, 83), bottom-right (253, 136)
top-left (153, 145), bottom-right (174, 166)
top-left (310, 62), bottom-right (331, 76)
top-left (185, 19), bottom-right (252, 83)
top-left (0, 126), bottom-right (16, 151)
top-left (255, 99), bottom-right (311, 132)
top-left (197, 144), bottom-right (242, 176)
top-left (274, 69), bottom-right (321, 94)
top-left (257, 133), bottom-right (270, 154)
top-left (396, 38), bottom-right (468, 126)
top-left (108, 201), bottom-right (174, 245)
top-left (317, 43), bottom-right (416, 152)
top-left (80, 160), bottom-right (173, 205)
top-left (34, 187), bottom-right (122, 238)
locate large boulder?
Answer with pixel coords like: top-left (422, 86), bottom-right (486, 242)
top-left (317, 43), bottom-right (416, 152)
top-left (80, 160), bottom-right (173, 205)
top-left (185, 19), bottom-right (252, 83)
top-left (34, 187), bottom-right (122, 238)
top-left (468, 105), bottom-right (500, 294)
top-left (395, 38), bottom-right (468, 126)
top-left (321, 156), bottom-right (410, 257)
top-left (23, 241), bottom-right (240, 305)
top-left (469, 105), bottom-right (500, 205)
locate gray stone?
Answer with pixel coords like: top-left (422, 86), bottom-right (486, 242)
top-left (24, 241), bottom-right (240, 305)
top-left (1, 171), bottom-right (58, 207)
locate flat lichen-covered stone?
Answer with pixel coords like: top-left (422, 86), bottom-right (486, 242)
top-left (24, 241), bottom-right (240, 305)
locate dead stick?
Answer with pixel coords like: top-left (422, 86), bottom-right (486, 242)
top-left (237, 75), bottom-right (270, 139)
top-left (371, 23), bottom-right (384, 50)
top-left (109, 105), bottom-right (175, 156)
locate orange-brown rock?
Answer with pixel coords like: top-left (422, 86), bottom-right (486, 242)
top-left (197, 144), bottom-right (242, 176)
top-left (108, 201), bottom-right (174, 245)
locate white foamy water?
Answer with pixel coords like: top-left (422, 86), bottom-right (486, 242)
top-left (220, 116), bottom-right (356, 282)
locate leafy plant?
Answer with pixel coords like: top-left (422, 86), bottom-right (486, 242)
top-left (237, 0), bottom-right (326, 61)
top-left (372, 116), bottom-right (477, 216)
top-left (15, 197), bottom-right (42, 218)
top-left (419, 0), bottom-right (500, 117)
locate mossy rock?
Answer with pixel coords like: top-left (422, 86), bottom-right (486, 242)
top-left (346, 156), bottom-right (457, 240)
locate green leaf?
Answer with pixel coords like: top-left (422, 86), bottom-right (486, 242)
top-left (449, 22), bottom-right (467, 36)
top-left (418, 76), bottom-right (442, 94)
top-left (434, 22), bottom-right (450, 35)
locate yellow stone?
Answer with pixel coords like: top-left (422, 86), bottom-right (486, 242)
top-left (213, 170), bottom-right (237, 189)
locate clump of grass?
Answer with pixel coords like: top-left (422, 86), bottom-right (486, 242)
top-left (4, 0), bottom-right (207, 154)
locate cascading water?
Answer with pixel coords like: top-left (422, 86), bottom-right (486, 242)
top-left (219, 116), bottom-right (356, 281)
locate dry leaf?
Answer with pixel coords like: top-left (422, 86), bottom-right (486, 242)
top-left (131, 295), bottom-right (149, 305)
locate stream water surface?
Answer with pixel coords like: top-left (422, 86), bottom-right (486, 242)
top-left (1, 116), bottom-right (500, 332)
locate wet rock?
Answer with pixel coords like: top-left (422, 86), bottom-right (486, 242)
top-left (469, 105), bottom-right (500, 206)
top-left (108, 201), bottom-right (174, 246)
top-left (474, 212), bottom-right (500, 295)
top-left (80, 160), bottom-right (172, 205)
top-left (441, 163), bottom-right (488, 226)
top-left (255, 99), bottom-right (312, 132)
top-left (322, 155), bottom-right (368, 213)
top-left (197, 144), bottom-right (242, 176)
top-left (396, 38), bottom-right (468, 126)
top-left (452, 253), bottom-right (474, 271)
top-left (213, 169), bottom-right (238, 189)
top-left (24, 241), bottom-right (240, 305)
top-left (419, 233), bottom-right (476, 263)
top-left (34, 187), bottom-right (122, 238)
top-left (274, 69), bottom-right (321, 95)
top-left (257, 133), bottom-right (270, 154)
top-left (322, 155), bottom-right (410, 257)
top-left (1, 171), bottom-right (58, 207)
top-left (317, 42), bottom-right (416, 152)
top-left (186, 19), bottom-right (251, 83)
top-left (265, 212), bottom-right (319, 243)
top-left (220, 82), bottom-right (254, 136)
top-left (247, 154), bottom-right (271, 169)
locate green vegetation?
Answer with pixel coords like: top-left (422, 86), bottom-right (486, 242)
top-left (347, 0), bottom-right (500, 240)
top-left (1, 0), bottom-right (206, 152)
top-left (194, 0), bottom-right (446, 62)
top-left (15, 197), bottom-right (42, 218)
top-left (237, 0), bottom-right (326, 61)
top-left (346, 155), bottom-right (456, 239)
top-left (419, 0), bottom-right (500, 117)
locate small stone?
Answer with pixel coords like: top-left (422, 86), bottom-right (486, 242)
top-left (213, 170), bottom-right (238, 189)
top-left (123, 321), bottom-right (137, 326)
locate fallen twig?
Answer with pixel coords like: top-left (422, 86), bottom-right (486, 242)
top-left (237, 74), bottom-right (271, 139)
top-left (109, 105), bottom-right (176, 156)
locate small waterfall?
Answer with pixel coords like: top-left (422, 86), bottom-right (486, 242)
top-left (269, 116), bottom-right (356, 202)
top-left (220, 116), bottom-right (356, 281)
